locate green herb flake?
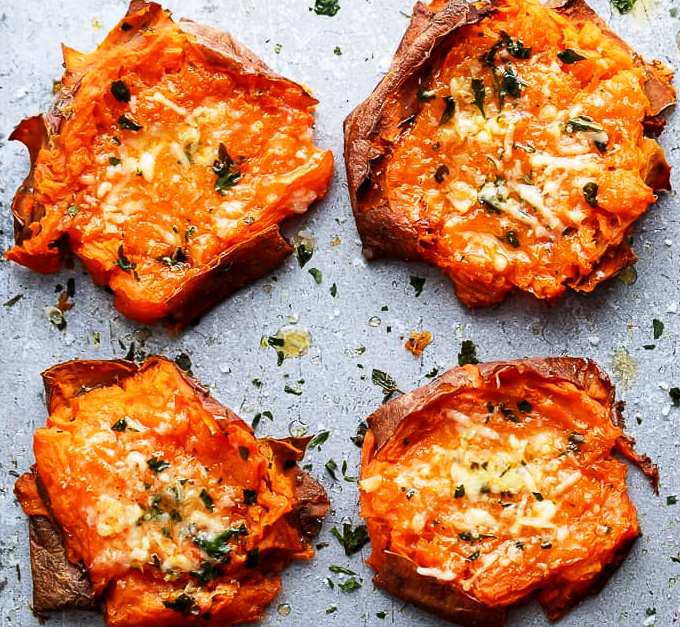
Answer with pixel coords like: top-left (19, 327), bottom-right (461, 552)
top-left (67, 205), bottom-right (79, 217)
top-left (194, 524), bottom-right (248, 561)
top-left (308, 267), bottom-right (322, 284)
top-left (115, 245), bottom-right (136, 273)
top-left (409, 275), bottom-right (425, 297)
top-left (532, 492), bottom-right (544, 501)
top-left (333, 46), bottom-right (342, 56)
top-left (439, 95), bottom-right (455, 126)
top-left (308, 430), bottom-right (330, 450)
top-left (325, 459), bottom-right (338, 480)
top-left (339, 577), bottom-right (362, 592)
top-left (251, 410), bottom-right (273, 431)
top-left (213, 143), bottom-right (241, 194)
top-left (326, 606), bottom-right (338, 614)
top-left (558, 49), bottom-right (586, 64)
top-left (667, 495), bottom-right (678, 505)
top-left (518, 399), bottom-right (532, 413)
top-left (284, 384), bottom-right (303, 396)
top-left (376, 611), bottom-right (387, 619)
top-left (313, 0), bottom-right (341, 16)
top-left (200, 488), bottom-right (214, 511)
top-left (458, 340), bottom-right (479, 366)
top-left (108, 156), bottom-right (121, 166)
top-left (329, 565), bottom-right (356, 575)
top-left (111, 419), bottom-right (127, 432)
top-left (243, 488), bottom-right (257, 505)
top-left (296, 242), bottom-right (314, 267)
top-left (118, 115), bottom-right (142, 131)
top-left (653, 319), bottom-right (664, 340)
top-left (671, 388), bottom-right (680, 407)
top-left (454, 484), bottom-right (465, 498)
top-left (611, 0), bottom-right (637, 14)
top-left (466, 550), bottom-right (481, 561)
top-left (330, 283), bottom-right (338, 297)
top-left (147, 457), bottom-right (170, 473)
top-left (471, 78), bottom-right (486, 117)
top-left (163, 593), bottom-right (198, 616)
top-left (371, 369), bottom-right (400, 399)
top-left (331, 522), bottom-right (369, 556)
top-left (583, 182), bottom-right (598, 208)
top-left (239, 446), bottom-right (250, 461)
top-left (3, 294), bottom-right (23, 307)
top-left (174, 352), bottom-right (192, 374)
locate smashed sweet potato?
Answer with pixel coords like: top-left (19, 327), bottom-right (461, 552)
top-left (7, 1), bottom-right (333, 328)
top-left (15, 356), bottom-right (329, 626)
top-left (344, 0), bottom-right (675, 307)
top-left (359, 357), bottom-right (657, 625)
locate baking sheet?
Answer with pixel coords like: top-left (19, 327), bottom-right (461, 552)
top-left (1, 0), bottom-right (679, 625)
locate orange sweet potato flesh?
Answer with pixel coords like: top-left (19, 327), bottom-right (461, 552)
top-left (360, 357), bottom-right (657, 625)
top-left (344, 0), bottom-right (675, 307)
top-left (15, 357), bottom-right (329, 626)
top-left (7, 1), bottom-right (333, 329)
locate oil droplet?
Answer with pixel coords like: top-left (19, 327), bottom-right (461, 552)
top-left (368, 316), bottom-right (381, 327)
top-left (277, 603), bottom-right (291, 617)
top-left (274, 326), bottom-right (311, 360)
top-left (618, 265), bottom-right (637, 286)
top-left (611, 346), bottom-right (638, 389)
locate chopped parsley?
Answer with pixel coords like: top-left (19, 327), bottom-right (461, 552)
top-left (471, 78), bottom-right (486, 117)
top-left (325, 458), bottom-right (338, 480)
top-left (174, 352), bottom-right (192, 374)
top-left (583, 182), bottom-right (599, 207)
top-left (439, 95), bottom-right (455, 125)
top-left (409, 275), bottom-right (425, 297)
top-left (339, 577), bottom-right (362, 592)
top-left (251, 410), bottom-right (273, 431)
top-left (118, 115), bottom-right (142, 131)
top-left (213, 143), bottom-right (241, 194)
top-left (108, 156), bottom-right (121, 166)
top-left (670, 387), bottom-right (680, 407)
top-left (191, 561), bottom-right (222, 585)
top-left (653, 318), bottom-right (664, 340)
top-left (611, 0), bottom-right (637, 14)
top-left (308, 430), bottom-right (330, 449)
top-left (163, 593), bottom-right (198, 615)
top-left (111, 419), bottom-right (127, 432)
top-left (371, 368), bottom-right (401, 400)
top-left (558, 49), bottom-right (586, 64)
top-left (329, 565), bottom-right (356, 575)
top-left (239, 446), bottom-right (250, 461)
top-left (313, 0), bottom-right (340, 16)
top-left (565, 115), bottom-right (604, 134)
top-left (667, 495), bottom-right (677, 505)
top-left (110, 80), bottom-right (131, 103)
top-left (333, 46), bottom-right (342, 56)
top-left (159, 247), bottom-right (188, 268)
top-left (466, 550), bottom-right (481, 561)
top-left (199, 489), bottom-right (214, 511)
top-left (147, 457), bottom-right (170, 473)
top-left (458, 340), bottom-right (479, 366)
top-left (184, 225), bottom-right (197, 241)
top-left (483, 31), bottom-right (530, 106)
top-left (67, 205), bottom-right (79, 217)
top-left (115, 245), bottom-right (136, 273)
top-left (243, 488), bottom-right (257, 505)
top-left (194, 524), bottom-right (248, 561)
top-left (331, 522), bottom-right (369, 556)
top-left (454, 484), bottom-right (465, 498)
top-left (330, 282), bottom-right (338, 297)
top-left (245, 548), bottom-right (260, 568)
top-left (308, 267), bottom-right (322, 284)
top-left (296, 242), bottom-right (314, 267)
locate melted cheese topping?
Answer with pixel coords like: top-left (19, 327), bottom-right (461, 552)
top-left (8, 8), bottom-right (333, 318)
top-left (384, 0), bottom-right (661, 305)
top-left (33, 360), bottom-right (299, 598)
top-left (360, 381), bottom-right (641, 608)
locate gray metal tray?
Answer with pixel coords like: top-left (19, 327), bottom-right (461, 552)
top-left (1, 0), bottom-right (678, 625)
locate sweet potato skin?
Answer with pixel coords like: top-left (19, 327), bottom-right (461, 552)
top-left (7, 1), bottom-right (332, 330)
top-left (360, 357), bottom-right (658, 625)
top-left (15, 356), bottom-right (329, 625)
top-left (344, 0), bottom-right (676, 303)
